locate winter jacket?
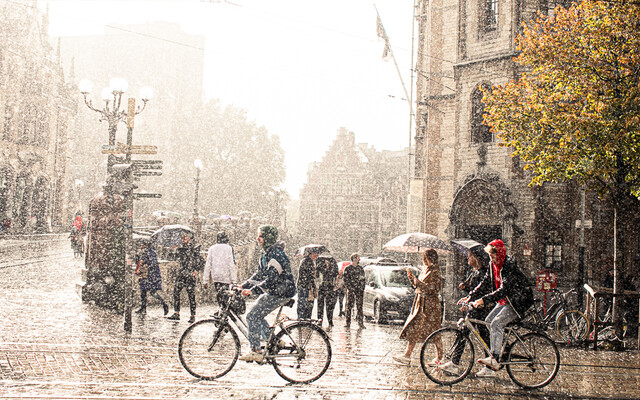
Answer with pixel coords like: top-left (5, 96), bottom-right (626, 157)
top-left (465, 266), bottom-right (492, 302)
top-left (297, 256), bottom-right (316, 291)
top-left (242, 243), bottom-right (296, 298)
top-left (203, 243), bottom-right (236, 285)
top-left (137, 247), bottom-right (163, 292)
top-left (479, 255), bottom-right (534, 318)
top-left (343, 262), bottom-right (365, 292)
top-left (176, 242), bottom-right (204, 281)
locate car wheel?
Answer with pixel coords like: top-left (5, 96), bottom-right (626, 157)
top-left (373, 300), bottom-right (386, 324)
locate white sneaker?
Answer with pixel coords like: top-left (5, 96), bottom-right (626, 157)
top-left (478, 356), bottom-right (500, 370)
top-left (476, 366), bottom-right (496, 378)
top-left (440, 361), bottom-right (461, 375)
top-left (392, 355), bottom-right (411, 365)
top-left (239, 351), bottom-right (264, 363)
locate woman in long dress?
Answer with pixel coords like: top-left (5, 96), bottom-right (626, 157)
top-left (393, 249), bottom-right (442, 365)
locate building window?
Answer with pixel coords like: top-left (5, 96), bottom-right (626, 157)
top-left (471, 84), bottom-right (492, 143)
top-left (481, 0), bottom-right (498, 32)
top-left (545, 243), bottom-right (562, 270)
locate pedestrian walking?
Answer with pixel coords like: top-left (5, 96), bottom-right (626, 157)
top-left (203, 231), bottom-right (237, 305)
top-left (237, 225), bottom-right (296, 363)
top-left (134, 238), bottom-right (169, 316)
top-left (343, 253), bottom-right (366, 329)
top-left (316, 256), bottom-right (338, 327)
top-left (297, 250), bottom-right (318, 320)
top-left (167, 234), bottom-right (205, 323)
top-left (393, 249), bottom-right (442, 365)
top-left (334, 263), bottom-right (346, 317)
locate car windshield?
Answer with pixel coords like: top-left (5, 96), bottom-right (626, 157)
top-left (379, 269), bottom-right (413, 288)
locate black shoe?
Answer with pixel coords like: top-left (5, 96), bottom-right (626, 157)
top-left (358, 324), bottom-right (366, 329)
top-left (167, 313), bottom-right (180, 321)
top-left (328, 321), bottom-right (334, 327)
top-left (188, 315), bottom-right (196, 324)
top-left (135, 308), bottom-right (146, 314)
top-left (162, 303), bottom-right (169, 316)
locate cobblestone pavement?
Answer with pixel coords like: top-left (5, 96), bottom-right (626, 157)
top-left (1, 238), bottom-right (639, 399)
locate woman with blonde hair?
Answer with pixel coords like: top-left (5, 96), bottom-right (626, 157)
top-left (393, 249), bottom-right (442, 365)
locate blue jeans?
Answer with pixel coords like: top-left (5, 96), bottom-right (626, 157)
top-left (246, 293), bottom-right (288, 351)
top-left (297, 288), bottom-right (314, 320)
top-left (485, 302), bottom-right (518, 358)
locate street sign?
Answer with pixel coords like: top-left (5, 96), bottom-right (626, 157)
top-left (132, 171), bottom-right (162, 176)
top-left (133, 193), bottom-right (162, 199)
top-left (132, 160), bottom-right (162, 165)
top-left (101, 142), bottom-right (158, 155)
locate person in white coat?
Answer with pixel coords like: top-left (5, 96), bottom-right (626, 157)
top-left (203, 231), bottom-right (237, 305)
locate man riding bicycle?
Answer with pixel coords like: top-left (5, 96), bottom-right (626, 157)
top-left (237, 225), bottom-right (296, 363)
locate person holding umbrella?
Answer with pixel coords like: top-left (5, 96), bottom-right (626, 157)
top-left (134, 238), bottom-right (169, 316)
top-left (393, 249), bottom-right (442, 365)
top-left (167, 234), bottom-right (205, 323)
top-left (316, 255), bottom-right (338, 327)
top-left (297, 248), bottom-right (319, 320)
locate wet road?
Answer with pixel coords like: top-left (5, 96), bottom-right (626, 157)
top-left (1, 236), bottom-right (639, 399)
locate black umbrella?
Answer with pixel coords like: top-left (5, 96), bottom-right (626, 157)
top-left (450, 239), bottom-right (484, 257)
top-left (150, 224), bottom-right (194, 247)
top-left (295, 244), bottom-right (329, 257)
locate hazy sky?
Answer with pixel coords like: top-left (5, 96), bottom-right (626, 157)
top-left (41, 0), bottom-right (415, 198)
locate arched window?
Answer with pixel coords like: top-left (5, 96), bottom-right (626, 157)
top-left (471, 84), bottom-right (492, 143)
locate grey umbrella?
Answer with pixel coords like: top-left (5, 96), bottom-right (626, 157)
top-left (295, 244), bottom-right (329, 257)
top-left (450, 238), bottom-right (484, 256)
top-left (383, 232), bottom-right (453, 254)
top-left (150, 224), bottom-right (194, 247)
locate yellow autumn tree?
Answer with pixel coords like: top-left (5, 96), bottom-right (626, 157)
top-left (483, 0), bottom-right (640, 337)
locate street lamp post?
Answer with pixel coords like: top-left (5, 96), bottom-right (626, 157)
top-left (78, 78), bottom-right (152, 174)
top-left (192, 159), bottom-right (203, 237)
top-left (78, 78), bottom-right (152, 333)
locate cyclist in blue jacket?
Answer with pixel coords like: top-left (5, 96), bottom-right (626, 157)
top-left (238, 225), bottom-right (296, 363)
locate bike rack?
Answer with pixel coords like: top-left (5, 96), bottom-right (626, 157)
top-left (583, 284), bottom-right (640, 350)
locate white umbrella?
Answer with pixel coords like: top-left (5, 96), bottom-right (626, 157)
top-left (383, 232), bottom-right (453, 254)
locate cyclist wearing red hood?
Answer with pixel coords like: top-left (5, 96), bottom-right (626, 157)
top-left (471, 239), bottom-right (533, 378)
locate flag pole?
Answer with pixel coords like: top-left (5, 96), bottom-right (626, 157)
top-left (374, 4), bottom-right (415, 233)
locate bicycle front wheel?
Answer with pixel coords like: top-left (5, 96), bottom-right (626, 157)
top-left (178, 319), bottom-right (240, 380)
top-left (420, 328), bottom-right (474, 385)
top-left (271, 322), bottom-right (331, 384)
top-left (555, 310), bottom-right (589, 343)
top-left (506, 332), bottom-right (560, 389)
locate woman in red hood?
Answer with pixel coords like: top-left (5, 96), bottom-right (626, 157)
top-left (471, 239), bottom-right (533, 378)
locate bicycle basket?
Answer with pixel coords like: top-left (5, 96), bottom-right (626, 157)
top-left (219, 290), bottom-right (246, 315)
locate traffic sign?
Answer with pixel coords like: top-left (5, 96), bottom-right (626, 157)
top-left (133, 193), bottom-right (162, 199)
top-left (101, 142), bottom-right (158, 155)
top-left (132, 171), bottom-right (162, 176)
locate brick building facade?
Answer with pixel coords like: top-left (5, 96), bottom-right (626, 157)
top-left (410, 0), bottom-right (637, 306)
top-left (297, 128), bottom-right (408, 261)
top-left (0, 0), bottom-right (76, 233)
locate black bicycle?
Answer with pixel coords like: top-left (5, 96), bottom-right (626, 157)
top-left (420, 311), bottom-right (560, 389)
top-left (522, 288), bottom-right (590, 343)
top-left (178, 288), bottom-right (332, 383)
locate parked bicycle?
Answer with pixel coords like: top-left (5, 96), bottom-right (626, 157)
top-left (522, 288), bottom-right (590, 343)
top-left (178, 287), bottom-right (332, 383)
top-left (420, 307), bottom-right (560, 389)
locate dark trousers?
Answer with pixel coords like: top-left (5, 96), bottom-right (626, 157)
top-left (452, 309), bottom-right (490, 365)
top-left (173, 277), bottom-right (196, 316)
top-left (317, 286), bottom-right (337, 324)
top-left (213, 282), bottom-right (229, 306)
top-left (335, 289), bottom-right (345, 315)
top-left (297, 288), bottom-right (314, 319)
top-left (140, 290), bottom-right (166, 310)
top-left (345, 288), bottom-right (364, 326)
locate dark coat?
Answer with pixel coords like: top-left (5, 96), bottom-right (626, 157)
top-left (297, 256), bottom-right (316, 291)
top-left (480, 256), bottom-right (534, 317)
top-left (242, 243), bottom-right (296, 298)
top-left (343, 262), bottom-right (365, 292)
top-left (176, 242), bottom-right (204, 282)
top-left (466, 266), bottom-right (492, 302)
top-left (137, 247), bottom-right (162, 292)
top-left (318, 258), bottom-right (338, 290)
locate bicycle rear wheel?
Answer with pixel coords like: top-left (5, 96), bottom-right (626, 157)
top-left (271, 322), bottom-right (331, 384)
top-left (178, 319), bottom-right (240, 380)
top-left (506, 332), bottom-right (560, 389)
top-left (555, 310), bottom-right (589, 342)
top-left (419, 328), bottom-right (474, 385)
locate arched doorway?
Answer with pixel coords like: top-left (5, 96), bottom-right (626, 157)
top-left (12, 172), bottom-right (31, 229)
top-left (450, 178), bottom-right (505, 244)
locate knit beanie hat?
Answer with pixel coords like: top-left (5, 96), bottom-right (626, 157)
top-left (260, 225), bottom-right (278, 249)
